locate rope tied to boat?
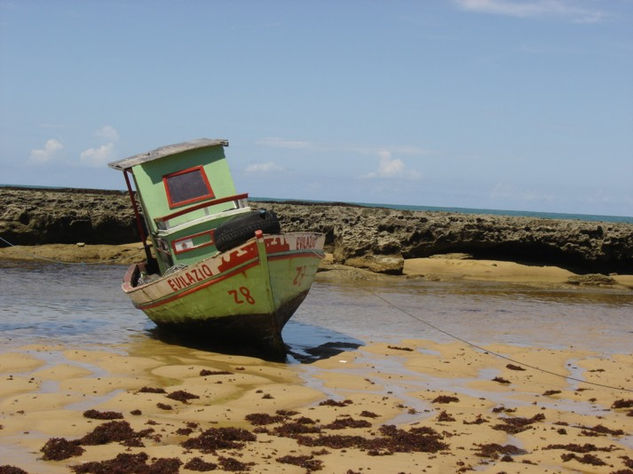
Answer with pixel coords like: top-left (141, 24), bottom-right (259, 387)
top-left (371, 290), bottom-right (633, 394)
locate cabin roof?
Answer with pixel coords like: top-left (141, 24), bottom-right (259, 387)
top-left (108, 138), bottom-right (229, 170)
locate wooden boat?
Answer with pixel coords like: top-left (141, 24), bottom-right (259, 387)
top-left (108, 139), bottom-right (324, 354)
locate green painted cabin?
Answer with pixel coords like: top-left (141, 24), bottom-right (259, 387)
top-left (109, 139), bottom-right (250, 274)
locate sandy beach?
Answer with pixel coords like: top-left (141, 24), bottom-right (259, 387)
top-left (1, 338), bottom-right (632, 473)
top-left (2, 0), bottom-right (633, 468)
top-left (1, 244), bottom-right (632, 473)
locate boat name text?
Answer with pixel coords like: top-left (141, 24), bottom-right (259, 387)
top-left (167, 264), bottom-right (213, 292)
top-left (295, 235), bottom-right (316, 250)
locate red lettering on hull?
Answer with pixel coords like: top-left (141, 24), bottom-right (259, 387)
top-left (166, 262), bottom-right (216, 294)
top-left (201, 264), bottom-right (213, 277)
top-left (296, 235), bottom-right (316, 250)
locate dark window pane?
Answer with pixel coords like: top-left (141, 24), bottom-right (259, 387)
top-left (166, 169), bottom-right (211, 205)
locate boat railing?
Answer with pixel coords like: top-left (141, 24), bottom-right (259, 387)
top-left (154, 193), bottom-right (249, 231)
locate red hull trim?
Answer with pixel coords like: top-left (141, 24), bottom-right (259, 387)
top-left (137, 260), bottom-right (259, 310)
top-left (134, 250), bottom-right (322, 311)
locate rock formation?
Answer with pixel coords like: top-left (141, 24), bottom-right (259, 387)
top-left (1, 187), bottom-right (632, 274)
top-left (254, 201), bottom-right (633, 275)
top-left (0, 187), bottom-right (136, 245)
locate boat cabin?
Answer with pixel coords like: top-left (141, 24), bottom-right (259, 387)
top-left (109, 139), bottom-right (250, 274)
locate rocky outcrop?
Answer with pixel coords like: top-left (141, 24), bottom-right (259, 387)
top-left (0, 187), bottom-right (137, 245)
top-left (1, 187), bottom-right (632, 274)
top-left (252, 201), bottom-right (633, 275)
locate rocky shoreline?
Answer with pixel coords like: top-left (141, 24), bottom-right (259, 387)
top-left (1, 186), bottom-right (632, 274)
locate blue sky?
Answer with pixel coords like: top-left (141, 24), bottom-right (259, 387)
top-left (1, 0), bottom-right (632, 216)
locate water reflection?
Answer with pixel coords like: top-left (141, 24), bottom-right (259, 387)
top-left (1, 261), bottom-right (631, 358)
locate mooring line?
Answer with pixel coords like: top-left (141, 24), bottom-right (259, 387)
top-left (372, 291), bottom-right (633, 394)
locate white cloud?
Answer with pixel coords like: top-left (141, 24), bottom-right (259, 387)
top-left (245, 161), bottom-right (284, 173)
top-left (362, 149), bottom-right (421, 180)
top-left (348, 144), bottom-right (431, 157)
top-left (375, 150), bottom-right (405, 177)
top-left (256, 137), bottom-right (313, 149)
top-left (253, 138), bottom-right (426, 180)
top-left (95, 125), bottom-right (119, 142)
top-left (454, 0), bottom-right (606, 23)
top-left (80, 143), bottom-right (116, 166)
top-left (29, 138), bottom-right (63, 163)
top-left (79, 125), bottom-right (120, 166)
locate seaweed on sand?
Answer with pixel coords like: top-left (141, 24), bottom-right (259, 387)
top-left (79, 420), bottom-right (153, 445)
top-left (199, 369), bottom-right (232, 376)
top-left (492, 413), bottom-right (545, 434)
top-left (578, 423), bottom-right (625, 436)
top-left (543, 443), bottom-right (617, 453)
top-left (217, 456), bottom-right (254, 472)
top-left (166, 390), bottom-right (200, 403)
top-left (277, 454), bottom-right (324, 471)
top-left (0, 466), bottom-right (29, 474)
top-left (184, 457), bottom-right (218, 471)
top-left (40, 437), bottom-right (85, 461)
top-left (83, 409), bottom-right (124, 420)
top-left (318, 399), bottom-right (352, 407)
top-left (432, 395), bottom-right (459, 404)
top-left (474, 443), bottom-right (526, 459)
top-left (181, 427), bottom-right (256, 453)
top-left (245, 412), bottom-right (285, 425)
top-left (273, 421), bottom-right (322, 437)
top-left (506, 364), bottom-right (525, 371)
top-left (560, 453), bottom-right (606, 466)
top-left (137, 386), bottom-right (166, 394)
top-left (437, 411), bottom-right (456, 422)
top-left (612, 399), bottom-right (633, 409)
top-left (323, 417), bottom-right (372, 430)
top-left (71, 452), bottom-right (182, 474)
top-left (294, 424), bottom-right (448, 454)
top-left (492, 376), bottom-right (511, 384)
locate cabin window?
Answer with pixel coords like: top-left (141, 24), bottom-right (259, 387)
top-left (163, 166), bottom-right (214, 208)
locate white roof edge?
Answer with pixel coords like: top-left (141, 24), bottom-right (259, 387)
top-left (108, 138), bottom-right (229, 170)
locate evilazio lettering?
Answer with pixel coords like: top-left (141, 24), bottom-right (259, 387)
top-left (167, 264), bottom-right (213, 291)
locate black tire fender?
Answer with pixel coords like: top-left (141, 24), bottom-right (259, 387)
top-left (214, 209), bottom-right (281, 252)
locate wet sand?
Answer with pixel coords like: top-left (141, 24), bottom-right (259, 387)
top-left (404, 255), bottom-right (633, 290)
top-left (0, 243), bottom-right (148, 266)
top-left (2, 244), bottom-right (632, 290)
top-left (1, 338), bottom-right (632, 473)
top-left (1, 244), bottom-right (632, 472)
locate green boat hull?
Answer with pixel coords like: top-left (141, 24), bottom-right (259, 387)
top-left (122, 232), bottom-right (324, 354)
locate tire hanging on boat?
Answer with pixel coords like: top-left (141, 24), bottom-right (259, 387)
top-left (214, 209), bottom-right (281, 252)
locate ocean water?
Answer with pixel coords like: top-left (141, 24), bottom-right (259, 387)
top-left (1, 260), bottom-right (632, 359)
